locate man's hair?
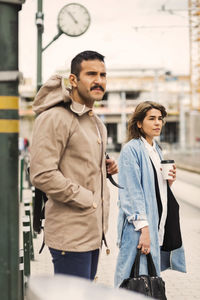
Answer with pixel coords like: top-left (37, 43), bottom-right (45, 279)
top-left (127, 101), bottom-right (167, 141)
top-left (70, 50), bottom-right (105, 78)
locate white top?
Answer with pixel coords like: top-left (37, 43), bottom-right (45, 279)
top-left (133, 137), bottom-right (168, 246)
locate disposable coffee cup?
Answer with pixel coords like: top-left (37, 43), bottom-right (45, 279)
top-left (161, 160), bottom-right (175, 180)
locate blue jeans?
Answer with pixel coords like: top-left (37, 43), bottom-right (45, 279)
top-left (49, 248), bottom-right (99, 280)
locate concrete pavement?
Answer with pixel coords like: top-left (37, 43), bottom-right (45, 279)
top-left (25, 168), bottom-right (200, 300)
top-left (96, 175), bottom-right (200, 300)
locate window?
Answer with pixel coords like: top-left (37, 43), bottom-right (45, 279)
top-left (125, 91), bottom-right (141, 100)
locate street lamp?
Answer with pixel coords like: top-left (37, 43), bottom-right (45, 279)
top-left (36, 2), bottom-right (91, 91)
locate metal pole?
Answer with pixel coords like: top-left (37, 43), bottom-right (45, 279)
top-left (19, 249), bottom-right (24, 300)
top-left (121, 91), bottom-right (127, 145)
top-left (188, 0), bottom-right (193, 110)
top-left (0, 1), bottom-right (24, 299)
top-left (42, 31), bottom-right (62, 52)
top-left (24, 198), bottom-right (35, 261)
top-left (31, 186), bottom-right (37, 238)
top-left (23, 216), bottom-right (31, 286)
top-left (36, 0), bottom-right (44, 91)
top-left (20, 156), bottom-right (24, 202)
top-left (179, 83), bottom-right (186, 151)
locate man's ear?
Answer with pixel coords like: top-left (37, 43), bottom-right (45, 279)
top-left (69, 74), bottom-right (78, 88)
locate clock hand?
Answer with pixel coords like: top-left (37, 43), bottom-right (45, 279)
top-left (67, 10), bottom-right (78, 24)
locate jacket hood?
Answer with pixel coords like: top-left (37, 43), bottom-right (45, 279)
top-left (33, 74), bottom-right (71, 114)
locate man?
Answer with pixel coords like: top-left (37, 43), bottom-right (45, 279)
top-left (30, 51), bottom-right (118, 280)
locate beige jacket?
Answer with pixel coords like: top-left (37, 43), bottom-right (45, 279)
top-left (30, 75), bottom-right (110, 252)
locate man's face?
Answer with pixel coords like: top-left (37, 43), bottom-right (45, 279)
top-left (70, 59), bottom-right (106, 107)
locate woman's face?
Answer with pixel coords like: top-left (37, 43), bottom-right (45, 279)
top-left (137, 108), bottom-right (163, 144)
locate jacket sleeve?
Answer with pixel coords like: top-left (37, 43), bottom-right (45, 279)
top-left (118, 144), bottom-right (148, 225)
top-left (30, 109), bottom-right (93, 209)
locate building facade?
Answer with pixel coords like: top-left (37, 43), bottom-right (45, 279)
top-left (19, 68), bottom-right (200, 151)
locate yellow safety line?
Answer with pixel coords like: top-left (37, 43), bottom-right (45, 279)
top-left (0, 120), bottom-right (19, 133)
top-left (0, 96), bottom-right (19, 109)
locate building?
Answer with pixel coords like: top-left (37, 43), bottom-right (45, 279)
top-left (19, 68), bottom-right (200, 151)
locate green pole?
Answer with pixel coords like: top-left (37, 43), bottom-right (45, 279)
top-left (36, 0), bottom-right (44, 91)
top-left (0, 1), bottom-right (25, 299)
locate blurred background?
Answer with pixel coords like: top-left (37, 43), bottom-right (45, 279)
top-left (1, 1), bottom-right (200, 299)
top-left (18, 0), bottom-right (200, 165)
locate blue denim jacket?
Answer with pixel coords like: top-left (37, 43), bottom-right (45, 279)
top-left (114, 138), bottom-right (186, 287)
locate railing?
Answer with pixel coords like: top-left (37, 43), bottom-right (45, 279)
top-left (19, 152), bottom-right (36, 299)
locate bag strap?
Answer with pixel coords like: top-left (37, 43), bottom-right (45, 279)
top-left (105, 153), bottom-right (124, 189)
top-left (130, 248), bottom-right (141, 277)
top-left (146, 252), bottom-right (157, 277)
top-left (130, 248), bottom-right (157, 278)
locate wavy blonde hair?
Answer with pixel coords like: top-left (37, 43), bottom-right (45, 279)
top-left (127, 101), bottom-right (167, 142)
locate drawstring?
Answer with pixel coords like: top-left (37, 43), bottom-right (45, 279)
top-left (70, 103), bottom-right (86, 115)
top-left (102, 232), bottom-right (110, 255)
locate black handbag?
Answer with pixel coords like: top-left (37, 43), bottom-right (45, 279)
top-left (120, 249), bottom-right (167, 300)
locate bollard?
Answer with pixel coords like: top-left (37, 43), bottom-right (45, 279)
top-left (23, 215), bottom-right (31, 285)
top-left (24, 198), bottom-right (35, 261)
top-left (20, 156), bottom-right (24, 203)
top-left (19, 249), bottom-right (24, 300)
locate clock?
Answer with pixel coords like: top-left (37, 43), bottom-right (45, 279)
top-left (57, 3), bottom-right (91, 37)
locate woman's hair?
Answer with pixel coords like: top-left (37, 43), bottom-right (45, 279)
top-left (127, 101), bottom-right (167, 141)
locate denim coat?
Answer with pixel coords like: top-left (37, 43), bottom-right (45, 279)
top-left (114, 138), bottom-right (186, 287)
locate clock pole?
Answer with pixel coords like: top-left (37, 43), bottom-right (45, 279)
top-left (35, 2), bottom-right (90, 91)
top-left (36, 0), bottom-right (62, 91)
top-left (36, 0), bottom-right (44, 92)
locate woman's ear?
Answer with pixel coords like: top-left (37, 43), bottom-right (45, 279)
top-left (69, 74), bottom-right (78, 88)
top-left (137, 121), bottom-right (142, 129)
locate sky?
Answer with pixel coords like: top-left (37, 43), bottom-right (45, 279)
top-left (19, 0), bottom-right (189, 86)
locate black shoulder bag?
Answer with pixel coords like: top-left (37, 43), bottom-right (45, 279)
top-left (120, 249), bottom-right (167, 300)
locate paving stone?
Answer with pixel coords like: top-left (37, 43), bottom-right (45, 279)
top-left (26, 170), bottom-right (200, 300)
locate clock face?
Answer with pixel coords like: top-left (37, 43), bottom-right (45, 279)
top-left (57, 3), bottom-right (91, 37)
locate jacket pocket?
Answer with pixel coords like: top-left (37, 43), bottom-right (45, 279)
top-left (69, 185), bottom-right (94, 209)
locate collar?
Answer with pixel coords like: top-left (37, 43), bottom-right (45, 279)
top-left (141, 136), bottom-right (156, 152)
top-left (70, 99), bottom-right (91, 116)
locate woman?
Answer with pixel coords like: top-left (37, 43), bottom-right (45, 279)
top-left (114, 101), bottom-right (186, 287)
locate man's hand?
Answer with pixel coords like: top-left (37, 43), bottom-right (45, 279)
top-left (106, 157), bottom-right (118, 175)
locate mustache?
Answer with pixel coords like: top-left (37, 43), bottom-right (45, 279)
top-left (90, 85), bottom-right (104, 92)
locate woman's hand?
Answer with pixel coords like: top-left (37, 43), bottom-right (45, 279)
top-left (168, 164), bottom-right (176, 187)
top-left (137, 226), bottom-right (150, 255)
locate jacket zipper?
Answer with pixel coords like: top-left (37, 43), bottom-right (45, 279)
top-left (95, 118), bottom-right (110, 255)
